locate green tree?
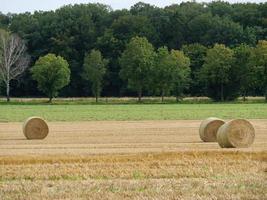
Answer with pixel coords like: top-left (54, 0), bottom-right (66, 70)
top-left (10, 4), bottom-right (111, 97)
top-left (182, 43), bottom-right (207, 96)
top-left (201, 44), bottom-right (235, 101)
top-left (187, 13), bottom-right (256, 46)
top-left (153, 46), bottom-right (177, 102)
top-left (165, 2), bottom-right (206, 49)
top-left (31, 54), bottom-right (70, 102)
top-left (82, 49), bottom-right (108, 102)
top-left (251, 40), bottom-right (267, 101)
top-left (0, 12), bottom-right (10, 29)
top-left (171, 50), bottom-right (191, 101)
top-left (111, 14), bottom-right (157, 45)
top-left (96, 29), bottom-right (124, 96)
top-left (4, 2), bottom-right (267, 98)
top-left (119, 36), bottom-right (155, 102)
top-left (233, 44), bottom-right (253, 101)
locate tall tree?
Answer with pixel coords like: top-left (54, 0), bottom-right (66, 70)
top-left (96, 29), bottom-right (125, 96)
top-left (182, 43), bottom-right (207, 96)
top-left (233, 44), bottom-right (253, 101)
top-left (119, 36), bottom-right (155, 102)
top-left (201, 44), bottom-right (235, 101)
top-left (153, 46), bottom-right (177, 102)
top-left (251, 40), bottom-right (267, 101)
top-left (82, 49), bottom-right (108, 102)
top-left (171, 50), bottom-right (191, 101)
top-left (31, 54), bottom-right (70, 102)
top-left (0, 29), bottom-right (30, 102)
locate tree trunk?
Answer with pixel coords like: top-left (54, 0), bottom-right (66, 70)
top-left (161, 90), bottom-right (164, 102)
top-left (242, 95), bottom-right (246, 102)
top-left (48, 96), bottom-right (53, 103)
top-left (220, 83), bottom-right (224, 102)
top-left (242, 91), bottom-right (246, 102)
top-left (95, 84), bottom-right (100, 103)
top-left (138, 88), bottom-right (142, 102)
top-left (6, 81), bottom-right (10, 102)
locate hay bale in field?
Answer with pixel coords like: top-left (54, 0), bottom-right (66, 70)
top-left (199, 117), bottom-right (225, 142)
top-left (217, 119), bottom-right (255, 148)
top-left (23, 117), bottom-right (49, 140)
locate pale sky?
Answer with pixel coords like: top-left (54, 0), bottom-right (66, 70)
top-left (0, 0), bottom-right (266, 14)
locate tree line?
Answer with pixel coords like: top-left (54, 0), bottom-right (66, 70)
top-left (0, 1), bottom-right (266, 101)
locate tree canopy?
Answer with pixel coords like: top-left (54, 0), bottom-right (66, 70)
top-left (201, 44), bottom-right (236, 101)
top-left (82, 49), bottom-right (108, 102)
top-left (0, 2), bottom-right (266, 101)
top-left (119, 36), bottom-right (155, 101)
top-left (31, 54), bottom-right (70, 102)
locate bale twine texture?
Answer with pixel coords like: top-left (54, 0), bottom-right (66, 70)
top-left (23, 117), bottom-right (49, 140)
top-left (199, 117), bottom-right (225, 142)
top-left (217, 119), bottom-right (255, 148)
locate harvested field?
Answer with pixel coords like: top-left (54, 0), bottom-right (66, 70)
top-left (0, 120), bottom-right (267, 199)
top-left (0, 120), bottom-right (266, 155)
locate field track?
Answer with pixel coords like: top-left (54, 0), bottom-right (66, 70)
top-left (1, 120), bottom-right (266, 156)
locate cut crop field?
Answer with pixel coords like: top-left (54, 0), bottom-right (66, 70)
top-left (1, 120), bottom-right (267, 155)
top-left (0, 120), bottom-right (267, 199)
top-left (0, 103), bottom-right (267, 122)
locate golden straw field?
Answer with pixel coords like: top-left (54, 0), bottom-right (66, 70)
top-left (0, 120), bottom-right (266, 199)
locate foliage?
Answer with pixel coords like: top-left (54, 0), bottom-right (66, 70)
top-left (233, 44), bottom-right (253, 100)
top-left (251, 40), bottom-right (267, 100)
top-left (153, 46), bottom-right (177, 101)
top-left (201, 44), bottom-right (237, 101)
top-left (31, 54), bottom-right (70, 102)
top-left (119, 36), bottom-right (155, 101)
top-left (182, 43), bottom-right (207, 96)
top-left (0, 2), bottom-right (266, 100)
top-left (171, 50), bottom-right (191, 101)
top-left (0, 13), bottom-right (9, 29)
top-left (82, 50), bottom-right (108, 102)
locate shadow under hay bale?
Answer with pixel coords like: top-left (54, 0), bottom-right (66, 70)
top-left (199, 117), bottom-right (225, 142)
top-left (23, 117), bottom-right (49, 140)
top-left (217, 119), bottom-right (255, 148)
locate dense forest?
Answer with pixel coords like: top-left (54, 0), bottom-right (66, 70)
top-left (0, 1), bottom-right (267, 101)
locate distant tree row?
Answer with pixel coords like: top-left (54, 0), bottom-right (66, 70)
top-left (0, 1), bottom-right (267, 101)
top-left (1, 28), bottom-right (266, 102)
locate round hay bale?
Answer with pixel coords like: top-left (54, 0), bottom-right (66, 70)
top-left (217, 119), bottom-right (255, 148)
top-left (199, 117), bottom-right (225, 142)
top-left (23, 117), bottom-right (49, 140)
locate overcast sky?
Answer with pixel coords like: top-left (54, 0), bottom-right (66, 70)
top-left (1, 0), bottom-right (266, 14)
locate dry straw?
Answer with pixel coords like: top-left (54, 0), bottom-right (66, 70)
top-left (199, 117), bottom-right (225, 142)
top-left (23, 117), bottom-right (49, 140)
top-left (217, 119), bottom-right (255, 148)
